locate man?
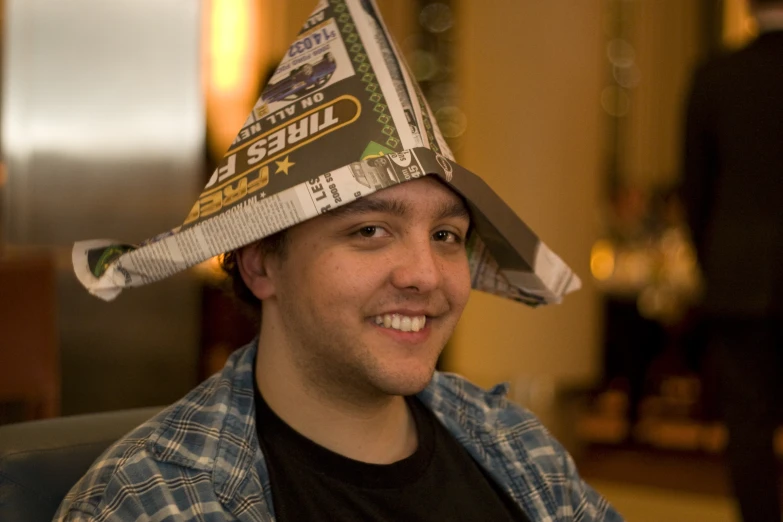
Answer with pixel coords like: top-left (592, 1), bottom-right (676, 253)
top-left (682, 1), bottom-right (783, 520)
top-left (59, 0), bottom-right (622, 520)
top-left (56, 177), bottom-right (621, 521)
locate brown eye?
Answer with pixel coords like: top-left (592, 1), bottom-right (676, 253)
top-left (355, 226), bottom-right (390, 239)
top-left (433, 230), bottom-right (460, 243)
top-left (359, 226), bottom-right (377, 238)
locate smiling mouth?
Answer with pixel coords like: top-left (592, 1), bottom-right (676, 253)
top-left (372, 314), bottom-right (427, 333)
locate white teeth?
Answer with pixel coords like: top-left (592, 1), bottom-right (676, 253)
top-left (400, 316), bottom-right (412, 332)
top-left (411, 317), bottom-right (421, 332)
top-left (373, 314), bottom-right (427, 333)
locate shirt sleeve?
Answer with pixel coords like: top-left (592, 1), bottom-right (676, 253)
top-left (486, 388), bottom-right (625, 521)
top-left (52, 454), bottom-right (196, 522)
top-left (54, 509), bottom-right (94, 522)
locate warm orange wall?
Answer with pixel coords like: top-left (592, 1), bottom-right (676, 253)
top-left (448, 1), bottom-right (606, 390)
top-left (278, 0), bottom-right (416, 54)
top-left (619, 0), bottom-right (704, 191)
top-left (723, 0), bottom-right (757, 48)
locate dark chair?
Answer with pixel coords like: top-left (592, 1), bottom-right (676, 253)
top-left (0, 407), bottom-right (162, 522)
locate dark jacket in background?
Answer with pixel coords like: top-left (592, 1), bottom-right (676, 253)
top-left (682, 30), bottom-right (783, 320)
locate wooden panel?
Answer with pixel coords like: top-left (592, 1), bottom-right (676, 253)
top-left (0, 253), bottom-right (59, 420)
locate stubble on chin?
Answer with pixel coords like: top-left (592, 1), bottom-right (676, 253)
top-left (292, 337), bottom-right (441, 406)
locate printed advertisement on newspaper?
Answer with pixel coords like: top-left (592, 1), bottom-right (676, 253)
top-left (72, 0), bottom-right (580, 307)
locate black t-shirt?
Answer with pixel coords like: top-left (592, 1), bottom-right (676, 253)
top-left (254, 382), bottom-right (531, 521)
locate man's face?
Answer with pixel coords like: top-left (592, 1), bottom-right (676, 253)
top-left (265, 177), bottom-right (471, 400)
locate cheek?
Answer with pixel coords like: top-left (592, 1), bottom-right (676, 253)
top-left (443, 257), bottom-right (472, 309)
top-left (302, 251), bottom-right (378, 304)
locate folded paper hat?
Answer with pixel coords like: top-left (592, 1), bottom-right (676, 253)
top-left (72, 0), bottom-right (581, 306)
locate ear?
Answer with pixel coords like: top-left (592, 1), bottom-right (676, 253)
top-left (236, 243), bottom-right (278, 300)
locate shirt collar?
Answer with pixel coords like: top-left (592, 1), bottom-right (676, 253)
top-left (144, 342), bottom-right (512, 500)
top-left (417, 371), bottom-right (511, 437)
top-left (146, 341), bottom-right (260, 501)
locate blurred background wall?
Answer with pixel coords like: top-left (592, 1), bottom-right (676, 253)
top-left (1, 0), bottom-right (203, 415)
top-left (0, 0), bottom-right (740, 423)
top-left (444, 0), bottom-right (713, 436)
top-left (0, 0), bottom-right (767, 465)
top-left (448, 0), bottom-right (606, 397)
top-left (1, 0), bottom-right (772, 518)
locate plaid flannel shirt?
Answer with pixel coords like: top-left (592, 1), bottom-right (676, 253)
top-left (54, 342), bottom-right (623, 521)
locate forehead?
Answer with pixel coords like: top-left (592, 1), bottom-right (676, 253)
top-left (325, 176), bottom-right (470, 221)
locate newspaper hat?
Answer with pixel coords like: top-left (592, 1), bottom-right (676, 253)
top-left (73, 0), bottom-right (581, 306)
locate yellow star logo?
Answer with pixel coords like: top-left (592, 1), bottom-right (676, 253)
top-left (274, 155), bottom-right (295, 175)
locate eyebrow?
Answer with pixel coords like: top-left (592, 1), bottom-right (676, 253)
top-left (325, 194), bottom-right (470, 222)
top-left (326, 197), bottom-right (407, 219)
top-left (435, 198), bottom-right (471, 222)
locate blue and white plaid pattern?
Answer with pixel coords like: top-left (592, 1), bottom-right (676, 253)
top-left (55, 342), bottom-right (623, 521)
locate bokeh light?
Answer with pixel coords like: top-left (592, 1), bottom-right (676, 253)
top-left (435, 106), bottom-right (467, 138)
top-left (606, 38), bottom-right (636, 67)
top-left (591, 240), bottom-right (617, 281)
top-left (410, 49), bottom-right (439, 81)
top-left (601, 86), bottom-right (631, 117)
top-left (419, 3), bottom-right (454, 33)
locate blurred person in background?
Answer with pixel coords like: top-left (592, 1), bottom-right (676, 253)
top-left (681, 1), bottom-right (783, 520)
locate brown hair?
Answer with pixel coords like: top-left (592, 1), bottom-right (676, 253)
top-left (220, 230), bottom-right (288, 315)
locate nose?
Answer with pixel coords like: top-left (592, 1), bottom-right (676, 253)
top-left (389, 235), bottom-right (443, 293)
